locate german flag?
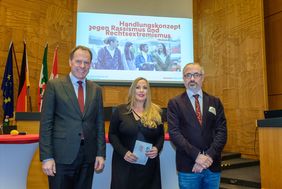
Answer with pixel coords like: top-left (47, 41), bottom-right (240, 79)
top-left (16, 42), bottom-right (30, 112)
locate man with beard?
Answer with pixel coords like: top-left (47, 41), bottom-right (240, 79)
top-left (167, 63), bottom-right (227, 189)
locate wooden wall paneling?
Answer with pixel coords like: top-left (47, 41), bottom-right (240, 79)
top-left (150, 87), bottom-right (185, 107)
top-left (264, 0), bottom-right (282, 17)
top-left (268, 95), bottom-right (282, 110)
top-left (102, 85), bottom-right (185, 108)
top-left (193, 0), bottom-right (199, 62)
top-left (259, 127), bottom-right (282, 188)
top-left (17, 121), bottom-right (40, 134)
top-left (264, 0), bottom-right (282, 110)
top-left (195, 0), bottom-right (267, 157)
top-left (264, 11), bottom-right (282, 110)
top-left (0, 0), bottom-right (77, 120)
top-left (102, 86), bottom-right (128, 107)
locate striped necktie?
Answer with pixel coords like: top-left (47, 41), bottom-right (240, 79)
top-left (193, 94), bottom-right (202, 126)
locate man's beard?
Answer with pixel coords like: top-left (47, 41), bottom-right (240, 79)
top-left (188, 82), bottom-right (198, 89)
top-left (188, 82), bottom-right (201, 93)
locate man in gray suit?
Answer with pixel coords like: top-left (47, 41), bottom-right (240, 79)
top-left (167, 63), bottom-right (227, 189)
top-left (39, 45), bottom-right (106, 189)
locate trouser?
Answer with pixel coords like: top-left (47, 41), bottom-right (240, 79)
top-left (178, 169), bottom-right (221, 189)
top-left (48, 142), bottom-right (94, 189)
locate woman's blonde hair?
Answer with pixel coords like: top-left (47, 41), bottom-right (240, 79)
top-left (127, 77), bottom-right (162, 128)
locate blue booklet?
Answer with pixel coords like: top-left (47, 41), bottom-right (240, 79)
top-left (132, 140), bottom-right (152, 165)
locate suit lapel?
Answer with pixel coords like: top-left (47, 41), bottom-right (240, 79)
top-left (84, 80), bottom-right (95, 116)
top-left (202, 92), bottom-right (209, 128)
top-left (61, 76), bottom-right (82, 116)
top-left (181, 92), bottom-right (200, 126)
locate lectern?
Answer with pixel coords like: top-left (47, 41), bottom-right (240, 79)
top-left (257, 117), bottom-right (282, 189)
top-left (0, 134), bottom-right (39, 189)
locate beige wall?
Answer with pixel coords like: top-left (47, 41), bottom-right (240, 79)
top-left (78, 0), bottom-right (193, 18)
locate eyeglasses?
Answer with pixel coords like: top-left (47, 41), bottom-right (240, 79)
top-left (184, 72), bottom-right (202, 79)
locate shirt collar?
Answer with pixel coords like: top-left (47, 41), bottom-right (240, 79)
top-left (69, 72), bottom-right (86, 85)
top-left (187, 89), bottom-right (203, 99)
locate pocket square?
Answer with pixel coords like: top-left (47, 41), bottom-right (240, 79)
top-left (208, 106), bottom-right (216, 115)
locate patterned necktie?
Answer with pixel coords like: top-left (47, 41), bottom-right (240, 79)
top-left (193, 94), bottom-right (202, 126)
top-left (77, 81), bottom-right (84, 112)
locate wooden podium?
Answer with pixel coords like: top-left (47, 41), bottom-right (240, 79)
top-left (257, 117), bottom-right (282, 189)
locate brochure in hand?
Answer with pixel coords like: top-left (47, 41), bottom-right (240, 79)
top-left (132, 140), bottom-right (152, 165)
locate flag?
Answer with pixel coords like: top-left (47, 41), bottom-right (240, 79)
top-left (50, 46), bottom-right (58, 80)
top-left (16, 42), bottom-right (30, 112)
top-left (1, 42), bottom-right (14, 118)
top-left (38, 44), bottom-right (48, 111)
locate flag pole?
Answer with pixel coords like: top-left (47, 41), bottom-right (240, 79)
top-left (24, 40), bottom-right (32, 112)
top-left (12, 43), bottom-right (20, 79)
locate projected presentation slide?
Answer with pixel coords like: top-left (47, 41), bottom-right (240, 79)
top-left (76, 12), bottom-right (193, 85)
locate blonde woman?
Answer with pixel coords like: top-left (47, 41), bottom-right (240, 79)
top-left (109, 77), bottom-right (164, 189)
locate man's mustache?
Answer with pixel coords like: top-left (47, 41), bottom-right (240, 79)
top-left (189, 81), bottom-right (197, 85)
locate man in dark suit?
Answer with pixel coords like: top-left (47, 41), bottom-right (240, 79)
top-left (167, 63), bottom-right (227, 189)
top-left (39, 45), bottom-right (106, 189)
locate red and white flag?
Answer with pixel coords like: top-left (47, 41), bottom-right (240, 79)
top-left (50, 46), bottom-right (58, 80)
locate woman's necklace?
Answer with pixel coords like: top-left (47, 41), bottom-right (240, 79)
top-left (132, 108), bottom-right (143, 120)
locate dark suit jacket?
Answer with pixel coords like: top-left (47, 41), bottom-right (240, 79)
top-left (39, 76), bottom-right (106, 164)
top-left (167, 91), bottom-right (227, 172)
